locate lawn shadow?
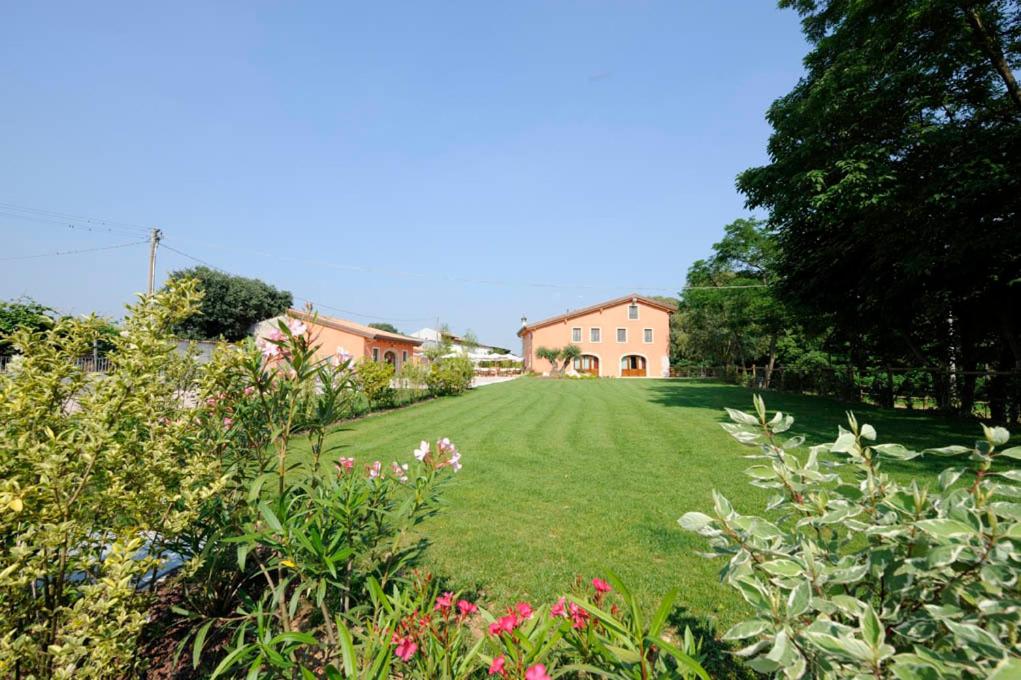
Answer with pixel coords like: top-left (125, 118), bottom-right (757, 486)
top-left (645, 381), bottom-right (985, 478)
top-left (667, 606), bottom-right (754, 680)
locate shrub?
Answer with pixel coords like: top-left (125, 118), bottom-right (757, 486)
top-left (680, 396), bottom-right (1021, 678)
top-left (426, 355), bottom-right (474, 396)
top-left (0, 280), bottom-right (226, 678)
top-left (356, 357), bottom-right (397, 408)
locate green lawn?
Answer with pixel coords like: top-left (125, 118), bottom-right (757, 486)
top-left (292, 377), bottom-right (981, 635)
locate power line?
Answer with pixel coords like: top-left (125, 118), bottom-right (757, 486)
top-left (159, 241), bottom-right (436, 323)
top-left (0, 238), bottom-right (150, 262)
top-left (0, 201), bottom-right (151, 234)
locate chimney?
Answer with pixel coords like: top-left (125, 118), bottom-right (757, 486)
top-left (520, 315), bottom-right (528, 328)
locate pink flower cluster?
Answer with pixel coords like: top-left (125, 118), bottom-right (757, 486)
top-left (487, 601), bottom-right (533, 637)
top-left (488, 656), bottom-right (551, 680)
top-left (256, 318), bottom-right (307, 361)
top-left (413, 438), bottom-right (462, 472)
top-left (389, 591), bottom-right (480, 664)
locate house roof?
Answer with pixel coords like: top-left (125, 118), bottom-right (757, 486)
top-left (287, 309), bottom-right (424, 346)
top-left (517, 293), bottom-right (676, 337)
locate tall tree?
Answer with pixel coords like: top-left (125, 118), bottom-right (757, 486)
top-left (0, 299), bottom-right (56, 356)
top-left (368, 322), bottom-right (401, 334)
top-left (165, 266), bottom-right (293, 341)
top-left (739, 0), bottom-right (1021, 417)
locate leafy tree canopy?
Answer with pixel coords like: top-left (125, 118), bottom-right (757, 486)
top-left (368, 322), bottom-right (401, 335)
top-left (165, 266), bottom-right (293, 341)
top-left (0, 298), bottom-right (57, 355)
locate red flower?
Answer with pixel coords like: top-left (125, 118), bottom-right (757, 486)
top-left (457, 599), bottom-right (478, 618)
top-left (568, 602), bottom-right (589, 629)
top-left (550, 596), bottom-right (567, 618)
top-left (514, 601), bottom-right (534, 621)
top-left (592, 577), bottom-right (612, 594)
top-left (393, 636), bottom-right (417, 662)
top-left (525, 663), bottom-right (552, 680)
top-left (435, 591), bottom-right (454, 611)
top-left (488, 654), bottom-right (507, 676)
top-left (488, 614), bottom-right (518, 636)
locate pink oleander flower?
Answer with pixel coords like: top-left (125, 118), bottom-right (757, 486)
top-left (391, 462), bottom-right (409, 482)
top-left (393, 636), bottom-right (417, 662)
top-left (368, 461), bottom-right (382, 479)
top-left (525, 664), bottom-right (552, 680)
top-left (488, 614), bottom-right (517, 637)
top-left (457, 599), bottom-right (478, 618)
top-left (568, 602), bottom-right (589, 629)
top-left (223, 417), bottom-right (234, 427)
top-left (413, 440), bottom-right (430, 462)
top-left (205, 397), bottom-right (217, 407)
top-left (438, 437), bottom-right (456, 453)
top-left (592, 577), bottom-right (612, 594)
top-left (448, 450), bottom-right (462, 472)
top-left (550, 597), bottom-right (567, 618)
top-left (514, 602), bottom-right (533, 621)
top-left (435, 591), bottom-right (454, 611)
top-left (243, 385), bottom-right (255, 396)
top-left (488, 655), bottom-right (507, 676)
top-left (286, 318), bottom-right (307, 336)
top-left (333, 346), bottom-right (353, 366)
top-left (336, 457), bottom-right (355, 473)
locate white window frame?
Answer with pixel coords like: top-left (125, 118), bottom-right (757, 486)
top-left (372, 347), bottom-right (380, 362)
top-left (616, 328), bottom-right (627, 343)
top-left (589, 327), bottom-right (601, 343)
top-left (643, 328), bottom-right (653, 344)
top-left (571, 327), bottom-right (582, 343)
top-left (628, 303), bottom-right (639, 320)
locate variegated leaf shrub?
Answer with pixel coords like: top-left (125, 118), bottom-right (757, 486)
top-left (680, 396), bottom-right (1021, 678)
top-left (0, 280), bottom-right (228, 678)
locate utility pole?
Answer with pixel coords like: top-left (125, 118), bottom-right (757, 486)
top-left (147, 227), bottom-right (162, 295)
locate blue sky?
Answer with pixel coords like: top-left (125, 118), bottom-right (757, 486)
top-left (1, 2), bottom-right (807, 348)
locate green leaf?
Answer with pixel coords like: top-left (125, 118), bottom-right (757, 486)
top-left (258, 501), bottom-right (283, 533)
top-left (193, 620), bottom-right (214, 669)
top-left (787, 580), bottom-right (811, 617)
top-left (999, 446), bottom-right (1021, 461)
top-left (678, 512), bottom-right (714, 532)
top-left (915, 518), bottom-right (976, 539)
top-left (988, 657), bottom-right (1021, 680)
top-left (649, 587), bottom-right (678, 637)
top-left (943, 620), bottom-right (1006, 658)
top-left (924, 445), bottom-right (970, 456)
top-left (760, 559), bottom-right (803, 577)
top-left (723, 619), bottom-right (770, 640)
top-left (860, 603), bottom-right (883, 650)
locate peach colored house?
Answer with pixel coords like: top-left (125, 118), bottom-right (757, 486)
top-left (517, 294), bottom-right (674, 377)
top-left (257, 310), bottom-right (423, 369)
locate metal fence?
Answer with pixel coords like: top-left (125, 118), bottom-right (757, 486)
top-left (0, 355), bottom-right (112, 374)
top-left (671, 363), bottom-right (1021, 421)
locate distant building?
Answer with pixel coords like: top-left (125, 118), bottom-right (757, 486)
top-left (517, 294), bottom-right (674, 377)
top-left (256, 310), bottom-right (423, 369)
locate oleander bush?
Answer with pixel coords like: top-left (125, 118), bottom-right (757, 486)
top-left (680, 396), bottom-right (1021, 678)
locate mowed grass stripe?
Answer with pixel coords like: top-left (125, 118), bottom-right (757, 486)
top-left (293, 377), bottom-right (980, 632)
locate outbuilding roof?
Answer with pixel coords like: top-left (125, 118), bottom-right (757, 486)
top-left (287, 309), bottom-right (424, 345)
top-left (517, 293), bottom-right (675, 336)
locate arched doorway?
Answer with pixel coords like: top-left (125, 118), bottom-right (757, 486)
top-left (620, 355), bottom-right (647, 377)
top-left (383, 350), bottom-right (397, 367)
top-left (572, 354), bottom-right (600, 376)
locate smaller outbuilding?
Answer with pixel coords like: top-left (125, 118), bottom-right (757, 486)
top-left (255, 310), bottom-right (423, 369)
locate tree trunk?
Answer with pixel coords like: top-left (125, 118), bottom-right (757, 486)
top-left (763, 332), bottom-right (778, 390)
top-left (963, 4), bottom-right (1021, 113)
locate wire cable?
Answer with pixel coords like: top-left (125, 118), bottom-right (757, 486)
top-left (159, 241), bottom-right (437, 323)
top-left (0, 201), bottom-right (151, 234)
top-left (0, 239), bottom-right (150, 262)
